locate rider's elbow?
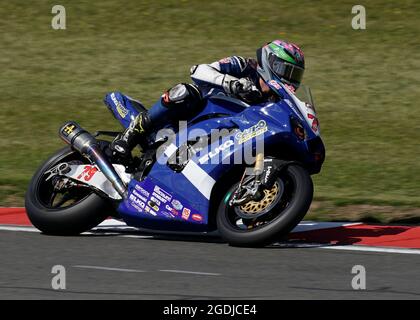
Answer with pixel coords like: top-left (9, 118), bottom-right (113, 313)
top-left (190, 64), bottom-right (199, 76)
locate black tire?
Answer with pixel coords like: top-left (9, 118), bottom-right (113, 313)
top-left (25, 146), bottom-right (112, 235)
top-left (217, 164), bottom-right (313, 247)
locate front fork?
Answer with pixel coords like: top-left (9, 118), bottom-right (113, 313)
top-left (228, 154), bottom-right (290, 207)
top-left (228, 154), bottom-right (265, 207)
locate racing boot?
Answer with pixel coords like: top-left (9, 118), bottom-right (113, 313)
top-left (110, 111), bottom-right (152, 161)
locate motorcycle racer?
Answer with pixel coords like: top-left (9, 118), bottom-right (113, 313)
top-left (104, 39), bottom-right (305, 159)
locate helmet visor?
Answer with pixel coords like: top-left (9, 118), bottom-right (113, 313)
top-left (268, 53), bottom-right (304, 85)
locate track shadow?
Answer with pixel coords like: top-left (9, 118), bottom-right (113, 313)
top-left (82, 228), bottom-right (227, 244)
top-left (48, 223), bottom-right (415, 248)
top-left (287, 225), bottom-right (410, 246)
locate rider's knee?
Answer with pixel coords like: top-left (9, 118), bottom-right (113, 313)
top-left (161, 83), bottom-right (203, 113)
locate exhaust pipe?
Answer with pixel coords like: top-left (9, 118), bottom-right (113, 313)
top-left (59, 121), bottom-right (127, 198)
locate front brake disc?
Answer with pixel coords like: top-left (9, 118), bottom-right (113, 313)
top-left (234, 180), bottom-right (284, 219)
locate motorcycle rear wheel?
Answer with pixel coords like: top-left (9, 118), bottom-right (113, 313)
top-left (217, 164), bottom-right (313, 247)
top-left (25, 145), bottom-right (112, 235)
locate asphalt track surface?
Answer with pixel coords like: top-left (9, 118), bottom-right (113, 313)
top-left (1, 228), bottom-right (420, 300)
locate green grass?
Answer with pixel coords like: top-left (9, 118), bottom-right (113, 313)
top-left (1, 1), bottom-right (420, 216)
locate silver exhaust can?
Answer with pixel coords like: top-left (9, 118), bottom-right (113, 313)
top-left (59, 121), bottom-right (127, 198)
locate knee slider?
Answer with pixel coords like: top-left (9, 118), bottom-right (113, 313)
top-left (161, 83), bottom-right (202, 109)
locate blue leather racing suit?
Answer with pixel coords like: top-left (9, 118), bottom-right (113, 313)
top-left (147, 56), bottom-right (262, 128)
top-left (103, 56), bottom-right (265, 157)
top-left (104, 56), bottom-right (263, 137)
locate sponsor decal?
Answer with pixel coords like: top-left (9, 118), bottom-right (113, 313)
top-left (129, 194), bottom-right (146, 213)
top-left (284, 83), bottom-right (296, 93)
top-left (198, 139), bottom-right (234, 164)
top-left (62, 124), bottom-right (75, 136)
top-left (132, 189), bottom-right (148, 203)
top-left (307, 113), bottom-right (319, 133)
top-left (150, 196), bottom-right (161, 207)
top-left (264, 165), bottom-right (272, 184)
top-left (182, 208), bottom-right (191, 220)
top-left (134, 184), bottom-right (149, 198)
top-left (235, 120), bottom-right (268, 144)
top-left (110, 92), bottom-right (129, 119)
top-left (161, 211), bottom-right (175, 219)
top-left (171, 199), bottom-right (183, 211)
top-left (153, 185), bottom-right (172, 202)
top-left (165, 205), bottom-right (179, 216)
top-left (144, 206), bottom-right (157, 216)
top-left (192, 214), bottom-right (203, 222)
top-left (148, 200), bottom-right (159, 212)
top-left (268, 80), bottom-right (281, 90)
top-left (152, 191), bottom-right (168, 204)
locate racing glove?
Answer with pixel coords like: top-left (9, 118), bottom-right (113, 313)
top-left (225, 77), bottom-right (262, 103)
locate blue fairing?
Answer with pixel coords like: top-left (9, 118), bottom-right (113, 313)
top-left (115, 82), bottom-right (325, 231)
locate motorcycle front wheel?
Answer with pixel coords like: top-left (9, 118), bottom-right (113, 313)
top-left (217, 164), bottom-right (313, 247)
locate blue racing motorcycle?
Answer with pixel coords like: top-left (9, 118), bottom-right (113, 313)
top-left (25, 80), bottom-right (325, 247)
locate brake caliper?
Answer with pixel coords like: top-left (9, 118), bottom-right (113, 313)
top-left (229, 157), bottom-right (289, 207)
